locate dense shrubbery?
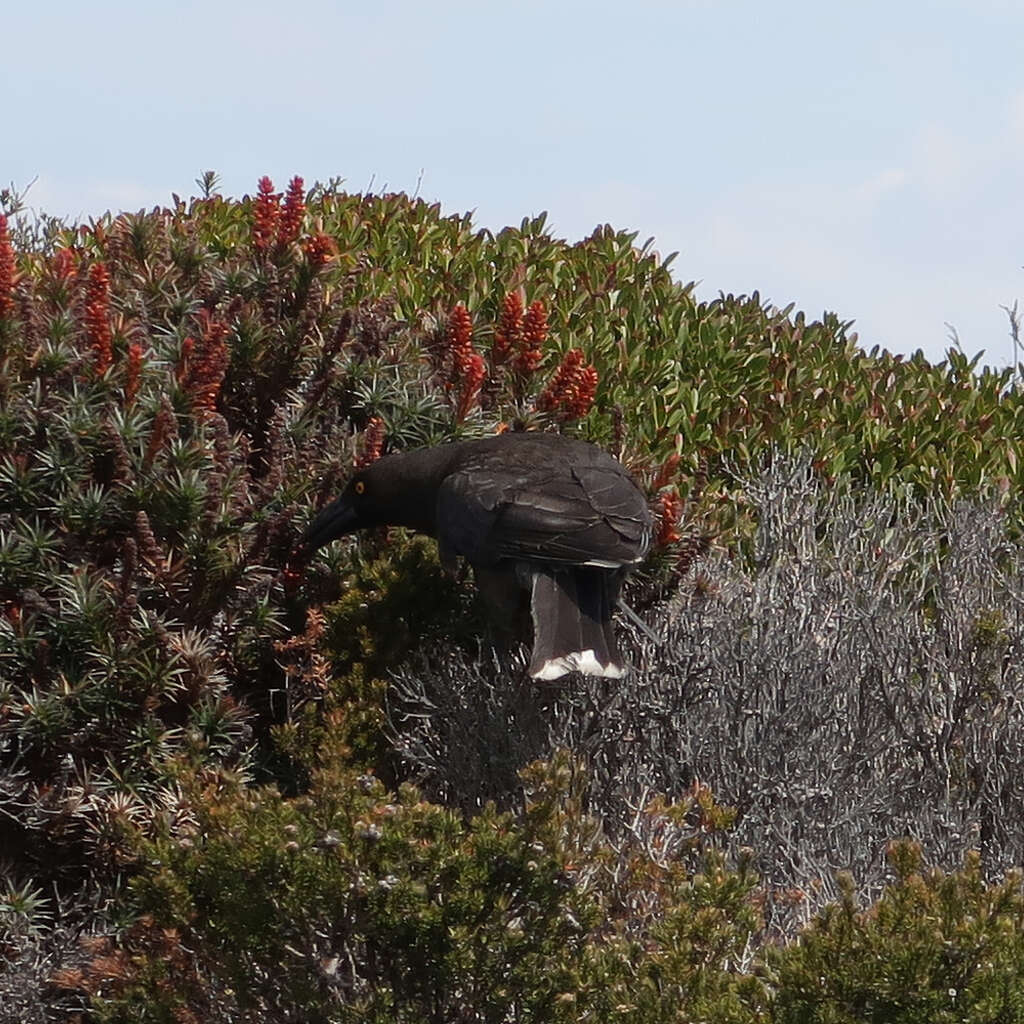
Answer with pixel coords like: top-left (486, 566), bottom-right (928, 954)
top-left (2, 176), bottom-right (1024, 1020)
top-left (88, 751), bottom-right (760, 1023)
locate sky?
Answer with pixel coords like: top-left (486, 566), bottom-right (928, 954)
top-left (5, 0), bottom-right (1023, 366)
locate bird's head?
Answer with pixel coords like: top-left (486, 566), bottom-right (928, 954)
top-left (302, 446), bottom-right (455, 552)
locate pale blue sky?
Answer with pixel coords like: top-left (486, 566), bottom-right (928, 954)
top-left (6, 1), bottom-right (1023, 364)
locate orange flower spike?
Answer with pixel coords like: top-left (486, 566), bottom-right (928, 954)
top-left (536, 348), bottom-right (584, 412)
top-left (52, 247), bottom-right (77, 281)
top-left (124, 342), bottom-right (144, 406)
top-left (492, 291), bottom-right (523, 365)
top-left (456, 352), bottom-right (487, 422)
top-left (568, 363), bottom-right (599, 420)
top-left (656, 490), bottom-right (684, 547)
top-left (83, 262), bottom-right (113, 375)
top-left (252, 175), bottom-right (280, 253)
top-left (515, 299), bottom-right (547, 376)
top-left (277, 176), bottom-right (306, 247)
top-left (303, 232), bottom-right (335, 269)
top-left (0, 214), bottom-right (15, 318)
top-left (187, 310), bottom-right (230, 412)
top-left (444, 304), bottom-right (475, 388)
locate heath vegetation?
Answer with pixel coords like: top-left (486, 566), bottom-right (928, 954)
top-left (1, 174), bottom-right (1024, 1021)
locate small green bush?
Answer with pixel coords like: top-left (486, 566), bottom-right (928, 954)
top-left (766, 842), bottom-right (1024, 1024)
top-left (84, 752), bottom-right (760, 1023)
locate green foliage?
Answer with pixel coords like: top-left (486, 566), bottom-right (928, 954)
top-left (315, 531), bottom-right (476, 678)
top-left (90, 752), bottom-right (760, 1023)
top-left (766, 842), bottom-right (1024, 1023)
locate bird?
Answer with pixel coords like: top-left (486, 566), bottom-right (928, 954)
top-left (302, 432), bottom-right (652, 680)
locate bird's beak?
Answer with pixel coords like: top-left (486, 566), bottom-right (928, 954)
top-left (303, 493), bottom-right (360, 552)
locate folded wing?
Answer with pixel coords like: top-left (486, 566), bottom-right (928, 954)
top-left (437, 455), bottom-right (650, 568)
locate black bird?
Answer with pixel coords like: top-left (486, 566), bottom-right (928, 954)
top-left (303, 432), bottom-right (652, 679)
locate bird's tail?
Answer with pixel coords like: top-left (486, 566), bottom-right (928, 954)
top-left (526, 567), bottom-right (625, 680)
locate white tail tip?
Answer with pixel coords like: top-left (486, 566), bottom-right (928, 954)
top-left (531, 649), bottom-right (625, 681)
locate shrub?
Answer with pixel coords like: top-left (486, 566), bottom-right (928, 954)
top-left (83, 752), bottom-right (761, 1023)
top-left (766, 842), bottom-right (1024, 1023)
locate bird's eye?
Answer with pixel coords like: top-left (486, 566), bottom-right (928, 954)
top-left (354, 480), bottom-right (366, 495)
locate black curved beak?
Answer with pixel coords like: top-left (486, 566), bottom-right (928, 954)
top-left (303, 494), bottom-right (360, 552)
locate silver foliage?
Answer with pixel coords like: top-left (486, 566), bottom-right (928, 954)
top-left (388, 457), bottom-right (1024, 927)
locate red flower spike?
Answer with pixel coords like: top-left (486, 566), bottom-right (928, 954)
top-left (534, 349), bottom-right (598, 422)
top-left (277, 176), bottom-right (305, 247)
top-left (355, 416), bottom-right (386, 468)
top-left (124, 343), bottom-right (144, 406)
top-left (441, 304), bottom-right (475, 389)
top-left (656, 490), bottom-right (684, 547)
top-left (568, 364), bottom-right (599, 420)
top-left (439, 305), bottom-right (487, 421)
top-left (0, 214), bottom-right (15, 318)
top-left (536, 349), bottom-right (584, 412)
top-left (514, 299), bottom-right (547, 377)
top-left (52, 247), bottom-right (77, 281)
top-left (444, 304), bottom-right (474, 384)
top-left (184, 311), bottom-right (230, 413)
top-left (456, 352), bottom-right (487, 422)
top-left (303, 232), bottom-right (334, 269)
top-left (83, 262), bottom-right (113, 375)
top-left (252, 176), bottom-right (281, 254)
top-left (492, 291), bottom-right (523, 366)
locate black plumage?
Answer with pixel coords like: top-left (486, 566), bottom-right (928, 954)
top-left (303, 432), bottom-right (652, 679)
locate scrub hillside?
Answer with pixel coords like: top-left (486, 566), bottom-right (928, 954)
top-left (2, 177), bottom-right (1024, 1022)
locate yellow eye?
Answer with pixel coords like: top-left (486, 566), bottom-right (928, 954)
top-left (354, 480), bottom-right (366, 495)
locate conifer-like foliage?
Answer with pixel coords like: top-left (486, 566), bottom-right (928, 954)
top-left (1, 176), bottom-right (1024, 1020)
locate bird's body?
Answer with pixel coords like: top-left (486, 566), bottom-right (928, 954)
top-left (304, 433), bottom-right (652, 679)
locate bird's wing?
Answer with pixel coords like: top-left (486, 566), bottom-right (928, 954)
top-left (437, 459), bottom-right (649, 567)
